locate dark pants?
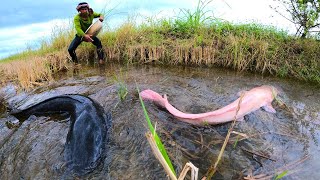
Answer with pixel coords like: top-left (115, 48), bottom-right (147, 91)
top-left (68, 35), bottom-right (104, 63)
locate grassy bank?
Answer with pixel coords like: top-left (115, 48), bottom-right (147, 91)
top-left (1, 3), bottom-right (319, 89)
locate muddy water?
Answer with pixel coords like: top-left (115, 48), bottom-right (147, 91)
top-left (0, 63), bottom-right (319, 179)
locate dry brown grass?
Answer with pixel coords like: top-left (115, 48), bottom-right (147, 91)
top-left (127, 45), bottom-right (166, 63)
top-left (112, 31), bottom-right (319, 84)
top-left (0, 51), bottom-right (68, 90)
top-left (1, 18), bottom-right (319, 89)
top-left (1, 32), bottom-right (319, 90)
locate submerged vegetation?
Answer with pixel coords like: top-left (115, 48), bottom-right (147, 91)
top-left (0, 0), bottom-right (319, 89)
top-left (113, 69), bottom-right (128, 101)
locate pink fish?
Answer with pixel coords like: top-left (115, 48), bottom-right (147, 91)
top-left (140, 85), bottom-right (278, 125)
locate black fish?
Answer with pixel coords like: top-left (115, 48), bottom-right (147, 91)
top-left (10, 95), bottom-right (112, 176)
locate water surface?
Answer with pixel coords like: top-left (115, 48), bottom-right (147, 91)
top-left (0, 63), bottom-right (319, 179)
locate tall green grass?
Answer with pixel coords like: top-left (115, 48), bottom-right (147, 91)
top-left (172, 0), bottom-right (214, 37)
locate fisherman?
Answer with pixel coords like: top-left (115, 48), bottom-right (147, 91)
top-left (68, 2), bottom-right (105, 65)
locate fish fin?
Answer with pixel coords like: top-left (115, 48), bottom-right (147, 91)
top-left (262, 103), bottom-right (276, 113)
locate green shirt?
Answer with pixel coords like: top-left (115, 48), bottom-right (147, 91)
top-left (74, 12), bottom-right (101, 37)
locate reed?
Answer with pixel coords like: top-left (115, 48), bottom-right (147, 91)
top-left (136, 85), bottom-right (176, 177)
top-left (205, 93), bottom-right (245, 179)
top-left (274, 170), bottom-right (288, 180)
top-left (173, 0), bottom-right (214, 37)
top-left (138, 86), bottom-right (201, 180)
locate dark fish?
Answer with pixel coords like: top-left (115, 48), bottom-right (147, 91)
top-left (11, 94), bottom-right (112, 176)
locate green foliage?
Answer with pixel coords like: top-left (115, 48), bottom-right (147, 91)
top-left (210, 20), bottom-right (289, 40)
top-left (136, 86), bottom-right (176, 176)
top-left (117, 82), bottom-right (128, 101)
top-left (172, 0), bottom-right (215, 37)
top-left (278, 65), bottom-right (289, 77)
top-left (272, 0), bottom-right (320, 38)
top-left (273, 170), bottom-right (288, 180)
top-left (0, 48), bottom-right (49, 63)
top-left (113, 70), bottom-right (128, 101)
top-left (100, 31), bottom-right (117, 46)
top-left (195, 34), bottom-right (204, 46)
top-left (233, 136), bottom-right (240, 148)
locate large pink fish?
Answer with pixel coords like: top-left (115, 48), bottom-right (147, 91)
top-left (140, 85), bottom-right (278, 125)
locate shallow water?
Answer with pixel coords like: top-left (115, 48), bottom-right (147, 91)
top-left (0, 63), bottom-right (319, 179)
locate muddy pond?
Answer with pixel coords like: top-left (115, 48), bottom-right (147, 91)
top-left (0, 63), bottom-right (319, 179)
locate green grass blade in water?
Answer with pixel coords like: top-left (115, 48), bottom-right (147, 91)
top-left (274, 170), bottom-right (288, 180)
top-left (137, 87), bottom-right (176, 176)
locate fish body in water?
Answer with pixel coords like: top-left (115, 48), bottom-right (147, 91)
top-left (140, 85), bottom-right (278, 125)
top-left (11, 94), bottom-right (112, 176)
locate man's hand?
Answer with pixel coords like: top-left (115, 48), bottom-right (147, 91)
top-left (83, 34), bottom-right (94, 42)
top-left (99, 15), bottom-right (104, 22)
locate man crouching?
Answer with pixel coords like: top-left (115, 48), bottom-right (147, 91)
top-left (68, 2), bottom-right (105, 65)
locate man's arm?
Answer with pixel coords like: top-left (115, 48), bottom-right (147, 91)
top-left (74, 16), bottom-right (93, 42)
top-left (99, 14), bottom-right (104, 22)
top-left (93, 12), bottom-right (104, 22)
top-left (74, 16), bottom-right (85, 36)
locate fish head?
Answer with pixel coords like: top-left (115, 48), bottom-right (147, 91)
top-left (266, 85), bottom-right (288, 109)
top-left (258, 85), bottom-right (279, 100)
top-left (139, 89), bottom-right (166, 107)
top-left (270, 86), bottom-right (279, 99)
